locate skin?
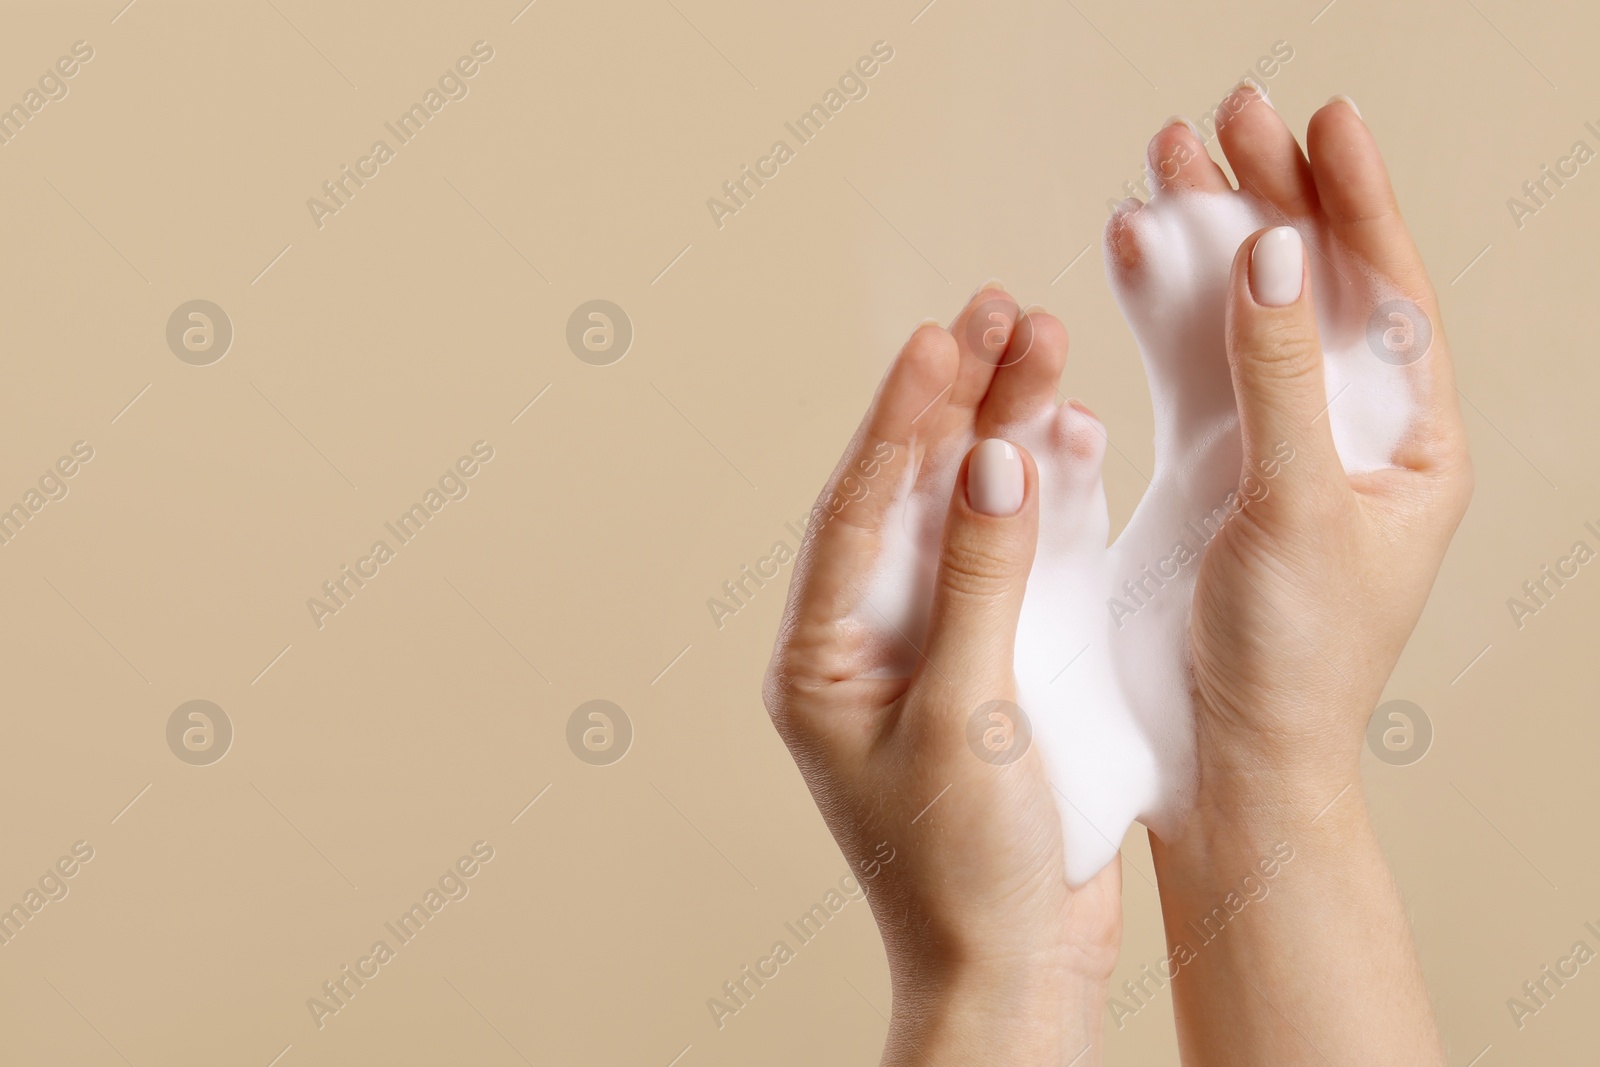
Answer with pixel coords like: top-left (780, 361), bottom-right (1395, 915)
top-left (764, 87), bottom-right (1469, 1065)
top-left (1144, 87), bottom-right (1470, 1067)
top-left (764, 295), bottom-right (1120, 1064)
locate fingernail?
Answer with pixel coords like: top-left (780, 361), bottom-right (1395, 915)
top-left (1164, 114), bottom-right (1201, 138)
top-left (969, 277), bottom-right (1007, 300)
top-left (1249, 226), bottom-right (1304, 307)
top-left (968, 439), bottom-right (1025, 516)
top-left (1234, 78), bottom-right (1273, 108)
top-left (1326, 93), bottom-right (1361, 119)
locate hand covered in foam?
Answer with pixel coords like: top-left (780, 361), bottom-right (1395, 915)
top-left (784, 88), bottom-right (1471, 889)
top-left (1134, 90), bottom-right (1473, 853)
top-left (763, 336), bottom-right (1122, 1065)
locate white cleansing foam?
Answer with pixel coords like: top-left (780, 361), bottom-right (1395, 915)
top-left (855, 188), bottom-right (1426, 884)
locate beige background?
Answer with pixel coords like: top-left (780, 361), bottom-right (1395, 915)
top-left (0, 0), bottom-right (1594, 1063)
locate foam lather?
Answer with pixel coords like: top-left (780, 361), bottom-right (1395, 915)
top-left (856, 188), bottom-right (1425, 884)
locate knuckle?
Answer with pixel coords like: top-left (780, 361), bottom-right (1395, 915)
top-left (761, 659), bottom-right (794, 720)
top-left (937, 533), bottom-right (1019, 600)
top-left (1435, 453), bottom-right (1475, 518)
top-left (762, 637), bottom-right (855, 736)
top-left (762, 658), bottom-right (821, 746)
top-left (1243, 316), bottom-right (1322, 377)
top-left (1411, 428), bottom-right (1475, 516)
top-left (762, 649), bottom-right (817, 721)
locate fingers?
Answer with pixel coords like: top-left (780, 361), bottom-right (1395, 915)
top-left (947, 283), bottom-right (1019, 414)
top-left (1147, 118), bottom-right (1230, 193)
top-left (826, 323), bottom-right (957, 537)
top-left (1225, 226), bottom-right (1347, 506)
top-left (774, 323), bottom-right (957, 682)
top-left (910, 439), bottom-right (1038, 708)
top-left (976, 309), bottom-right (1069, 432)
top-left (1302, 97), bottom-right (1468, 475)
top-left (773, 285), bottom-right (1072, 694)
top-left (1216, 84), bottom-right (1319, 218)
top-left (1305, 97), bottom-right (1433, 300)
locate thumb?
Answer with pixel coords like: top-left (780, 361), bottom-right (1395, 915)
top-left (1226, 225), bottom-right (1345, 503)
top-left (912, 438), bottom-right (1038, 707)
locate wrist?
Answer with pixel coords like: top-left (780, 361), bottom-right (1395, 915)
top-left (1180, 697), bottom-right (1369, 838)
top-left (884, 960), bottom-right (1104, 1066)
top-left (1152, 760), bottom-right (1373, 904)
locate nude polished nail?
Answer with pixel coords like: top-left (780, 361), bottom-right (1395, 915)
top-left (1250, 226), bottom-right (1304, 307)
top-left (968, 439), bottom-right (1024, 516)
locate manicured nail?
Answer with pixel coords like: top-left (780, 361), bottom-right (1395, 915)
top-left (1164, 114), bottom-right (1201, 138)
top-left (1250, 226), bottom-right (1304, 307)
top-left (1235, 78), bottom-right (1273, 108)
top-left (970, 277), bottom-right (1007, 300)
top-left (1326, 94), bottom-right (1361, 119)
top-left (968, 439), bottom-right (1025, 516)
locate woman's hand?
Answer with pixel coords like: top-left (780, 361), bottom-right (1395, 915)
top-left (1173, 92), bottom-right (1473, 832)
top-left (764, 293), bottom-right (1120, 1065)
top-left (1151, 92), bottom-right (1471, 1066)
